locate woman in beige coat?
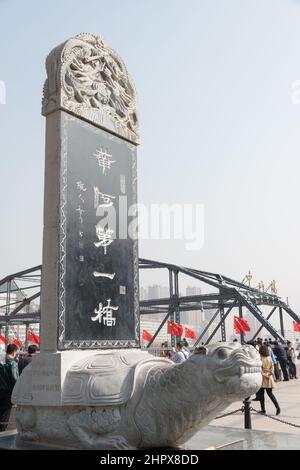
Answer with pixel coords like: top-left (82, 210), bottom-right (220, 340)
top-left (258, 345), bottom-right (281, 415)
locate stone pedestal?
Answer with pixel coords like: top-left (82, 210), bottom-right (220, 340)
top-left (12, 351), bottom-right (97, 405)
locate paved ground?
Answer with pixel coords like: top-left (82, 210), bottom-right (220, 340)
top-left (211, 373), bottom-right (300, 435)
top-left (186, 424), bottom-right (300, 450)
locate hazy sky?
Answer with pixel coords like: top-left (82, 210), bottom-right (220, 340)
top-left (1, 0), bottom-right (300, 321)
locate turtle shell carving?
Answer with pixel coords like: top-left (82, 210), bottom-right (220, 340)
top-left (62, 350), bottom-right (168, 406)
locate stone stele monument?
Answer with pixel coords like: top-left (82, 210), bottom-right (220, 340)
top-left (12, 33), bottom-right (262, 449)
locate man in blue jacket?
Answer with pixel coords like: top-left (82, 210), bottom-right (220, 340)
top-left (273, 340), bottom-right (289, 381)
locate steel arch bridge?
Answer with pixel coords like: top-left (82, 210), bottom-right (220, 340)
top-left (1, 260), bottom-right (300, 347)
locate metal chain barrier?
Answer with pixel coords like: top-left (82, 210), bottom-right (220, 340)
top-left (214, 404), bottom-right (300, 430)
top-left (251, 407), bottom-right (300, 429)
top-left (214, 408), bottom-right (243, 419)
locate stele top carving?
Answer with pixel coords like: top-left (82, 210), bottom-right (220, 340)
top-left (42, 33), bottom-right (139, 144)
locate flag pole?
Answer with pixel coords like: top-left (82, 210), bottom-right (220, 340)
top-left (239, 303), bottom-right (245, 344)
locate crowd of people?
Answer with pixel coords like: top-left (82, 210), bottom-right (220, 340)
top-left (247, 337), bottom-right (299, 415)
top-left (247, 337), bottom-right (299, 382)
top-left (0, 344), bottom-right (38, 432)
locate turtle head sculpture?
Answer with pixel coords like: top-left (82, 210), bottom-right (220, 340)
top-left (193, 342), bottom-right (262, 399)
top-left (128, 341), bottom-right (262, 448)
top-left (14, 342), bottom-right (261, 449)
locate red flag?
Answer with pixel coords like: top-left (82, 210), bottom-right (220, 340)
top-left (234, 317), bottom-right (243, 335)
top-left (142, 329), bottom-right (153, 342)
top-left (167, 321), bottom-right (183, 337)
top-left (0, 335), bottom-right (8, 345)
top-left (240, 318), bottom-right (250, 332)
top-left (12, 337), bottom-right (22, 348)
top-left (234, 317), bottom-right (250, 335)
top-left (185, 327), bottom-right (197, 340)
top-left (293, 321), bottom-right (300, 332)
top-left (27, 330), bottom-right (40, 345)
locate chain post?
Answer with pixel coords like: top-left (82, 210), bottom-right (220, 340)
top-left (243, 397), bottom-right (252, 429)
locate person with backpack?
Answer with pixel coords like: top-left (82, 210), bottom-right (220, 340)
top-left (0, 343), bottom-right (19, 431)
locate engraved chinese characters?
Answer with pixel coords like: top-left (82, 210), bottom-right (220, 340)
top-left (92, 299), bottom-right (119, 326)
top-left (92, 141), bottom-right (117, 325)
top-left (93, 147), bottom-right (116, 175)
top-left (59, 112), bottom-right (139, 348)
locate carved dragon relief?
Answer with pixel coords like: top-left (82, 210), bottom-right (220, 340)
top-left (42, 33), bottom-right (139, 144)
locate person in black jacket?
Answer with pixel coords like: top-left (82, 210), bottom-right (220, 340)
top-left (18, 344), bottom-right (38, 375)
top-left (0, 344), bottom-right (19, 431)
